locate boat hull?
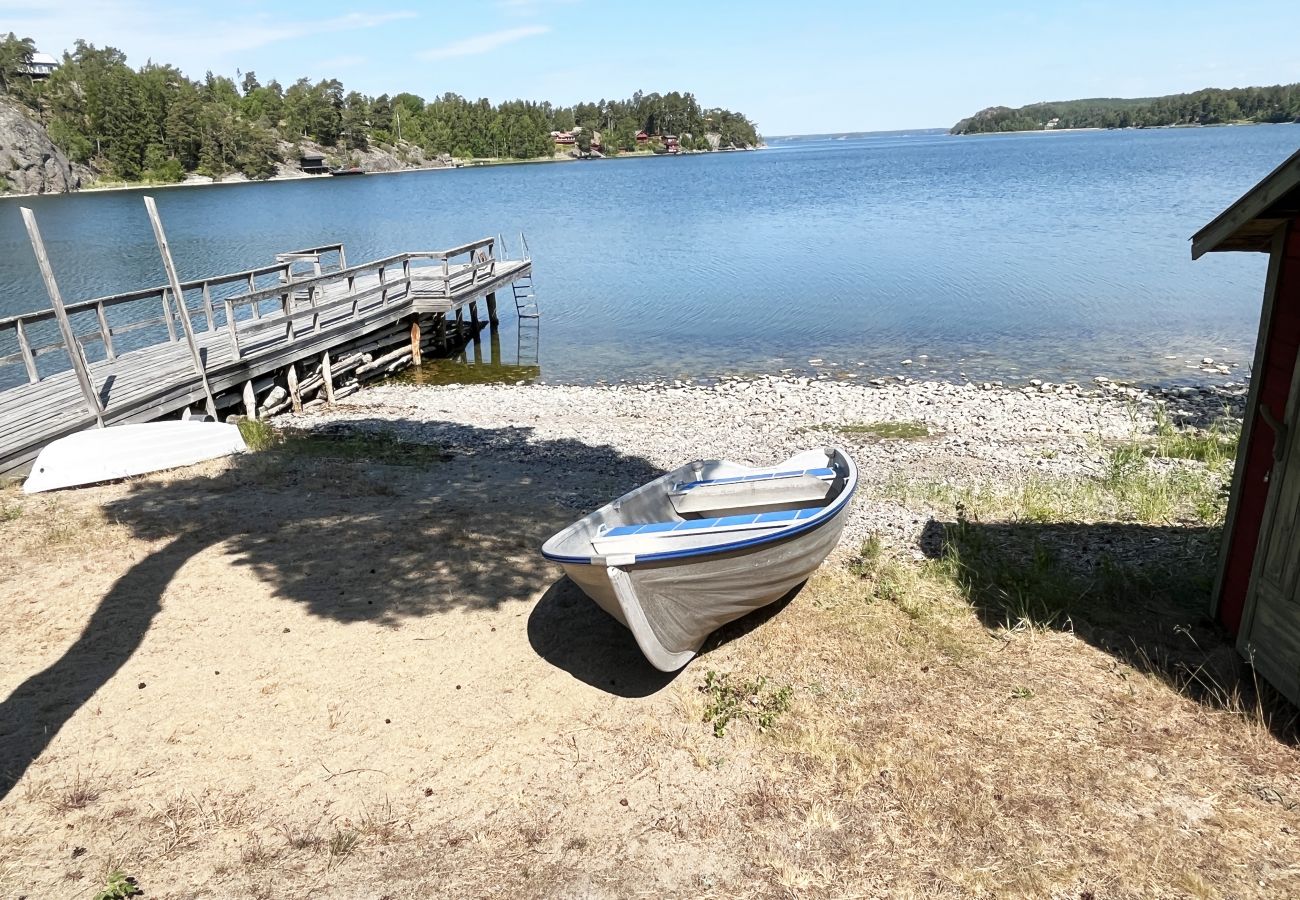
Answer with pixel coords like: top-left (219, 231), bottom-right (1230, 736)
top-left (543, 447), bottom-right (857, 671)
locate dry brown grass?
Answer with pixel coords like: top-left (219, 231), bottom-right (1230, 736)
top-left (3, 435), bottom-right (1298, 898)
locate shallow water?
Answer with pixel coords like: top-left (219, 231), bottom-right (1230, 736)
top-left (2, 125), bottom-right (1296, 386)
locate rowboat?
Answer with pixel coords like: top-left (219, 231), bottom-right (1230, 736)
top-left (23, 421), bottom-right (247, 494)
top-left (541, 447), bottom-right (857, 671)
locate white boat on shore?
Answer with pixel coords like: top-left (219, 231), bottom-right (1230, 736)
top-left (542, 447), bottom-right (857, 671)
top-left (23, 421), bottom-right (247, 494)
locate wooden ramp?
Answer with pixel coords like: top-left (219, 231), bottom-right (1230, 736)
top-left (1, 228), bottom-right (532, 477)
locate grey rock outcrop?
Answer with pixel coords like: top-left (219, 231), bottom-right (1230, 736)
top-left (0, 99), bottom-right (78, 194)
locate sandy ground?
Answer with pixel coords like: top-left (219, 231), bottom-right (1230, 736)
top-left (1, 378), bottom-right (1297, 898)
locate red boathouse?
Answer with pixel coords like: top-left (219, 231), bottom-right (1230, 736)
top-left (1193, 146), bottom-right (1300, 706)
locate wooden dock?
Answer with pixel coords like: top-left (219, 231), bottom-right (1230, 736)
top-left (0, 200), bottom-right (536, 477)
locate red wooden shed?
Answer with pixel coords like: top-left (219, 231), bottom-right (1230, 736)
top-left (1193, 146), bottom-right (1300, 706)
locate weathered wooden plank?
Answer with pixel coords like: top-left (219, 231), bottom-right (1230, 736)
top-left (145, 196), bottom-right (217, 418)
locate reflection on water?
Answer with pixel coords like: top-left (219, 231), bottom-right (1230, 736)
top-left (400, 324), bottom-right (542, 386)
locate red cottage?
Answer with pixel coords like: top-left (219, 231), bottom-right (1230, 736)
top-left (1193, 146), bottom-right (1300, 706)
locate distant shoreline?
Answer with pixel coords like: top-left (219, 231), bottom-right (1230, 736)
top-left (2, 146), bottom-right (763, 201)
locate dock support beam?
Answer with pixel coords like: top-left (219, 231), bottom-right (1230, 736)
top-left (20, 207), bottom-right (105, 428)
top-left (243, 380), bottom-right (257, 420)
top-left (436, 314), bottom-right (447, 352)
top-left (469, 302), bottom-right (481, 343)
top-left (287, 363), bottom-right (302, 413)
top-left (410, 319), bottom-right (422, 366)
top-left (486, 292), bottom-right (499, 330)
top-left (321, 351), bottom-right (336, 404)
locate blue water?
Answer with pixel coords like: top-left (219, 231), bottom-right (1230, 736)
top-left (2, 124), bottom-right (1297, 385)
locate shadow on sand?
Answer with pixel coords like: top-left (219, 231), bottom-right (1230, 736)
top-left (527, 577), bottom-right (805, 698)
top-left (921, 516), bottom-right (1298, 741)
top-left (0, 419), bottom-right (667, 800)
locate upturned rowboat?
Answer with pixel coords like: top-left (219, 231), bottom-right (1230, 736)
top-left (541, 447), bottom-right (857, 671)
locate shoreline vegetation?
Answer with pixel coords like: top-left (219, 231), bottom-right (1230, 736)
top-left (0, 33), bottom-right (761, 195)
top-left (4, 374), bottom-right (1298, 897)
top-left (950, 82), bottom-right (1300, 134)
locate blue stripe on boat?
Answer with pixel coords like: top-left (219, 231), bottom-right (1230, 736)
top-left (755, 509), bottom-right (801, 524)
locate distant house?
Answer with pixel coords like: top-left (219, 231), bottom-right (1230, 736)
top-left (551, 131), bottom-right (576, 145)
top-left (663, 134), bottom-right (680, 152)
top-left (1045, 117), bottom-right (1061, 130)
top-left (299, 152), bottom-right (329, 175)
top-left (18, 51), bottom-right (59, 79)
top-left (635, 130), bottom-right (650, 144)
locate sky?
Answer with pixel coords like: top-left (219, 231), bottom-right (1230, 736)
top-left (2, 0), bottom-right (1297, 135)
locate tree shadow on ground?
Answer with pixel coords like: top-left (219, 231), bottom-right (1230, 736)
top-left (921, 516), bottom-right (1299, 742)
top-left (528, 578), bottom-right (804, 697)
top-left (0, 419), bottom-right (665, 800)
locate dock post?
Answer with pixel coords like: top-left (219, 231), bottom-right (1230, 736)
top-left (410, 319), bottom-right (422, 366)
top-left (20, 207), bottom-right (105, 427)
top-left (287, 363), bottom-right (303, 413)
top-left (436, 314), bottom-right (447, 352)
top-left (489, 328), bottom-right (502, 366)
top-left (143, 196), bottom-right (217, 418)
top-left (321, 351), bottom-right (336, 404)
top-left (243, 380), bottom-right (257, 420)
top-left (469, 302), bottom-right (481, 343)
top-left (486, 291), bottom-right (500, 330)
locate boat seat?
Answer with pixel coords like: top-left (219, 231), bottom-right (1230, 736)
top-left (668, 467), bottom-right (835, 515)
top-left (596, 507), bottom-right (822, 542)
top-left (673, 466), bottom-right (835, 492)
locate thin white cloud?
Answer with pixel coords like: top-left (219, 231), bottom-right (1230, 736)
top-left (495, 0), bottom-right (578, 13)
top-left (0, 2), bottom-right (416, 67)
top-left (420, 25), bottom-right (550, 61)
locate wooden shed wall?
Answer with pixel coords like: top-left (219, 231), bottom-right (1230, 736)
top-left (1219, 223), bottom-right (1300, 632)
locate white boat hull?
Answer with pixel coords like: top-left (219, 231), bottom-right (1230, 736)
top-left (543, 447), bottom-right (857, 671)
top-left (23, 421), bottom-right (248, 494)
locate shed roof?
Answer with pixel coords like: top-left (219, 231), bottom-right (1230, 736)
top-left (29, 52), bottom-right (58, 66)
top-left (1192, 144), bottom-right (1300, 259)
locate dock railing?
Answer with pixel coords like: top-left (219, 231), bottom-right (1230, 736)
top-left (0, 243), bottom-right (348, 391)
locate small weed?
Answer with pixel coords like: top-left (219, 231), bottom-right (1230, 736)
top-left (0, 497), bottom-right (21, 521)
top-left (1010, 686), bottom-right (1036, 699)
top-left (237, 418), bottom-right (278, 451)
top-left (846, 535), bottom-right (883, 578)
top-left (277, 822), bottom-right (322, 851)
top-left (837, 420), bottom-right (930, 441)
top-left (327, 827), bottom-right (360, 863)
top-left (54, 770), bottom-right (102, 812)
top-left (93, 871), bottom-right (141, 900)
top-left (700, 670), bottom-right (794, 738)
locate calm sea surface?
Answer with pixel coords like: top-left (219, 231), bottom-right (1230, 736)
top-left (2, 125), bottom-right (1297, 386)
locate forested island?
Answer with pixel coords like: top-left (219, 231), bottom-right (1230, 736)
top-left (951, 83), bottom-right (1300, 134)
top-left (0, 33), bottom-right (761, 193)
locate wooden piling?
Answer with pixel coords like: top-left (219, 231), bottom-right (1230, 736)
top-left (486, 291), bottom-right (499, 329)
top-left (436, 313), bottom-right (448, 351)
top-left (287, 363), bottom-right (302, 413)
top-left (321, 351), bottom-right (336, 404)
top-left (469, 302), bottom-right (481, 343)
top-left (19, 207), bottom-right (105, 427)
top-left (410, 319), bottom-right (422, 366)
top-left (243, 380), bottom-right (257, 419)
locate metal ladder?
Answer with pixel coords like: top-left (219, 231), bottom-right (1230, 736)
top-left (498, 232), bottom-right (540, 319)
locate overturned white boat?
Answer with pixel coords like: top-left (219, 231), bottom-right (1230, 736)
top-left (541, 447), bottom-right (857, 671)
top-left (23, 421), bottom-right (247, 494)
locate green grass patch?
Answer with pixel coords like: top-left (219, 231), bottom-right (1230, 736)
top-left (237, 421), bottom-right (449, 466)
top-left (700, 671), bottom-right (793, 738)
top-left (837, 420), bottom-right (931, 441)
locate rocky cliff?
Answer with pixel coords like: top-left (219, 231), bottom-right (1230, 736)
top-left (0, 99), bottom-right (79, 194)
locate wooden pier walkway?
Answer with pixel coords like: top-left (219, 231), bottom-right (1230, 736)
top-left (0, 206), bottom-right (534, 477)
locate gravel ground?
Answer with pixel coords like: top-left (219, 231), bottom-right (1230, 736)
top-left (281, 374), bottom-right (1246, 553)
